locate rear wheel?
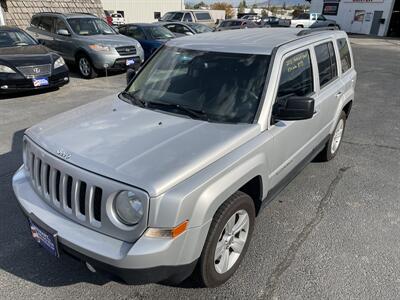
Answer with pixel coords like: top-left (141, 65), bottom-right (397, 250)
top-left (197, 191), bottom-right (255, 287)
top-left (319, 111), bottom-right (347, 161)
top-left (77, 54), bottom-right (97, 79)
top-left (296, 24), bottom-right (304, 28)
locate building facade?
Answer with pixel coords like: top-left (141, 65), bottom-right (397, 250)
top-left (101, 0), bottom-right (184, 23)
top-left (0, 0), bottom-right (104, 28)
top-left (311, 0), bottom-right (400, 36)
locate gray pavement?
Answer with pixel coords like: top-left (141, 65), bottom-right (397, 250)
top-left (0, 40), bottom-right (399, 299)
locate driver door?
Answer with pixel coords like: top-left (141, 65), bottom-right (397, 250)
top-left (268, 47), bottom-right (320, 188)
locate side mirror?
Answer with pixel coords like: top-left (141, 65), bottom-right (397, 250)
top-left (57, 29), bottom-right (70, 36)
top-left (126, 68), bottom-right (136, 84)
top-left (272, 95), bottom-right (315, 121)
top-left (114, 27), bottom-right (120, 33)
top-left (185, 31), bottom-right (194, 36)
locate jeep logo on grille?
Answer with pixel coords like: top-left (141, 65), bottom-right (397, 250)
top-left (32, 67), bottom-right (41, 74)
top-left (56, 149), bottom-right (71, 160)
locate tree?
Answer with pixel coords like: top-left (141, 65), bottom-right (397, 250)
top-left (238, 0), bottom-right (247, 14)
top-left (292, 8), bottom-right (304, 18)
top-left (210, 2), bottom-right (235, 19)
top-left (261, 9), bottom-right (268, 18)
top-left (250, 3), bottom-right (257, 13)
top-left (270, 5), bottom-right (278, 14)
top-left (193, 1), bottom-right (207, 9)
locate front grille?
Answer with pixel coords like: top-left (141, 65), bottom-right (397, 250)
top-left (16, 64), bottom-right (52, 79)
top-left (28, 151), bottom-right (103, 226)
top-left (116, 46), bottom-right (137, 56)
top-left (24, 137), bottom-right (149, 242)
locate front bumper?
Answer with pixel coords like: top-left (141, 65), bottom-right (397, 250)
top-left (12, 167), bottom-right (207, 283)
top-left (0, 67), bottom-right (69, 93)
top-left (89, 51), bottom-right (143, 71)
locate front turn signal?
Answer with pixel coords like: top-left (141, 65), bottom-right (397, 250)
top-left (144, 220), bottom-right (189, 239)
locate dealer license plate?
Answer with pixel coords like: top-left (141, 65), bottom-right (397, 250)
top-left (32, 77), bottom-right (49, 87)
top-left (28, 217), bottom-right (59, 257)
top-left (126, 59), bottom-right (135, 66)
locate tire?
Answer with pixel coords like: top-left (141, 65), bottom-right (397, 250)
top-left (197, 191), bottom-right (255, 287)
top-left (77, 54), bottom-right (98, 79)
top-left (319, 111), bottom-right (347, 161)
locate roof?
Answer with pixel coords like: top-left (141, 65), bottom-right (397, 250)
top-left (0, 26), bottom-right (21, 31)
top-left (33, 12), bottom-right (98, 19)
top-left (166, 28), bottom-right (341, 55)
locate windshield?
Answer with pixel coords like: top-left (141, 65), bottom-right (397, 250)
top-left (124, 47), bottom-right (270, 123)
top-left (160, 12), bottom-right (177, 21)
top-left (144, 26), bottom-right (175, 40)
top-left (0, 30), bottom-right (37, 48)
top-left (67, 18), bottom-right (117, 35)
top-left (188, 23), bottom-right (213, 33)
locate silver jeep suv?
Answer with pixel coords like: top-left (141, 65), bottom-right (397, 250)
top-left (26, 13), bottom-right (144, 79)
top-left (13, 28), bottom-right (356, 287)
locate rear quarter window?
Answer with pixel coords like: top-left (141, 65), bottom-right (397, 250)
top-left (314, 42), bottom-right (338, 88)
top-left (337, 38), bottom-right (352, 73)
top-left (31, 16), bottom-right (40, 27)
top-left (195, 12), bottom-right (212, 21)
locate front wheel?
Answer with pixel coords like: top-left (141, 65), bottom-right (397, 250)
top-left (77, 54), bottom-right (98, 79)
top-left (197, 191), bottom-right (255, 287)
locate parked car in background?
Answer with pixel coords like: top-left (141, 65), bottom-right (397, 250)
top-left (290, 13), bottom-right (338, 28)
top-left (159, 22), bottom-right (213, 36)
top-left (261, 16), bottom-right (290, 27)
top-left (0, 26), bottom-right (69, 94)
top-left (26, 12), bottom-right (144, 79)
top-left (104, 11), bottom-right (113, 26)
top-left (241, 14), bottom-right (261, 23)
top-left (159, 10), bottom-right (215, 27)
top-left (111, 13), bottom-right (125, 26)
top-left (118, 23), bottom-right (175, 60)
top-left (13, 27), bottom-right (356, 288)
top-left (216, 19), bottom-right (259, 31)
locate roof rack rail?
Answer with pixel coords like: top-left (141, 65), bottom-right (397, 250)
top-left (36, 12), bottom-right (65, 15)
top-left (71, 12), bottom-right (97, 16)
top-left (297, 26), bottom-right (339, 36)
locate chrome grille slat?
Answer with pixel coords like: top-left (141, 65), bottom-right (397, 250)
top-left (71, 179), bottom-right (79, 216)
top-left (49, 168), bottom-right (58, 206)
top-left (16, 64), bottom-right (52, 78)
top-left (33, 156), bottom-right (40, 190)
top-left (60, 173), bottom-right (69, 211)
top-left (116, 46), bottom-right (137, 56)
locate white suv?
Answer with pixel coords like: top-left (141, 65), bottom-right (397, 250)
top-left (13, 28), bottom-right (356, 287)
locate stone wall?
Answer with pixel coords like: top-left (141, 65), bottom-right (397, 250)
top-left (1, 0), bottom-right (104, 27)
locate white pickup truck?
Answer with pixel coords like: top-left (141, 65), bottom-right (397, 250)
top-left (291, 13), bottom-right (338, 28)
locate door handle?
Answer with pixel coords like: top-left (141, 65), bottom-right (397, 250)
top-left (336, 92), bottom-right (342, 98)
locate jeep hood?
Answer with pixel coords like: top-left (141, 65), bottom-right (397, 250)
top-left (26, 96), bottom-right (260, 197)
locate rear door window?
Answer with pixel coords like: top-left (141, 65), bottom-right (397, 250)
top-left (195, 12), bottom-right (211, 21)
top-left (314, 41), bottom-right (338, 88)
top-left (336, 38), bottom-right (352, 73)
top-left (31, 16), bottom-right (40, 27)
top-left (277, 50), bottom-right (314, 99)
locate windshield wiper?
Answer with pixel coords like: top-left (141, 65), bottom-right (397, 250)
top-left (146, 101), bottom-right (209, 120)
top-left (120, 91), bottom-right (146, 107)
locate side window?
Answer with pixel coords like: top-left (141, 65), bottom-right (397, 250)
top-left (38, 16), bottom-right (54, 32)
top-left (127, 26), bottom-right (146, 40)
top-left (337, 38), bottom-right (352, 73)
top-left (54, 18), bottom-right (68, 33)
top-left (174, 24), bottom-right (191, 34)
top-left (317, 15), bottom-right (326, 21)
top-left (195, 12), bottom-right (211, 21)
top-left (183, 13), bottom-right (193, 22)
top-left (277, 50), bottom-right (313, 99)
top-left (171, 12), bottom-right (184, 21)
top-left (118, 25), bottom-right (127, 34)
top-left (31, 16), bottom-right (40, 27)
top-left (314, 42), bottom-right (338, 88)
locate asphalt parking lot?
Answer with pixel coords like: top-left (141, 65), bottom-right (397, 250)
top-left (0, 38), bottom-right (399, 299)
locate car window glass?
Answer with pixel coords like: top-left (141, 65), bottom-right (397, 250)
top-left (31, 16), bottom-right (40, 27)
top-left (183, 13), bottom-right (193, 22)
top-left (68, 18), bottom-right (116, 35)
top-left (38, 16), bottom-right (54, 32)
top-left (190, 23), bottom-right (212, 33)
top-left (277, 50), bottom-right (313, 99)
top-left (174, 24), bottom-right (191, 34)
top-left (195, 12), bottom-right (211, 20)
top-left (317, 15), bottom-right (326, 21)
top-left (171, 12), bottom-right (184, 21)
top-left (315, 42), bottom-right (338, 88)
top-left (55, 18), bottom-right (68, 33)
top-left (0, 30), bottom-right (37, 47)
top-left (128, 26), bottom-right (146, 40)
top-left (337, 38), bottom-right (352, 73)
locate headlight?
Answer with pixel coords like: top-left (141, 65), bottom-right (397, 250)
top-left (54, 57), bottom-right (65, 69)
top-left (114, 191), bottom-right (144, 225)
top-left (0, 65), bottom-right (16, 73)
top-left (89, 44), bottom-right (112, 52)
